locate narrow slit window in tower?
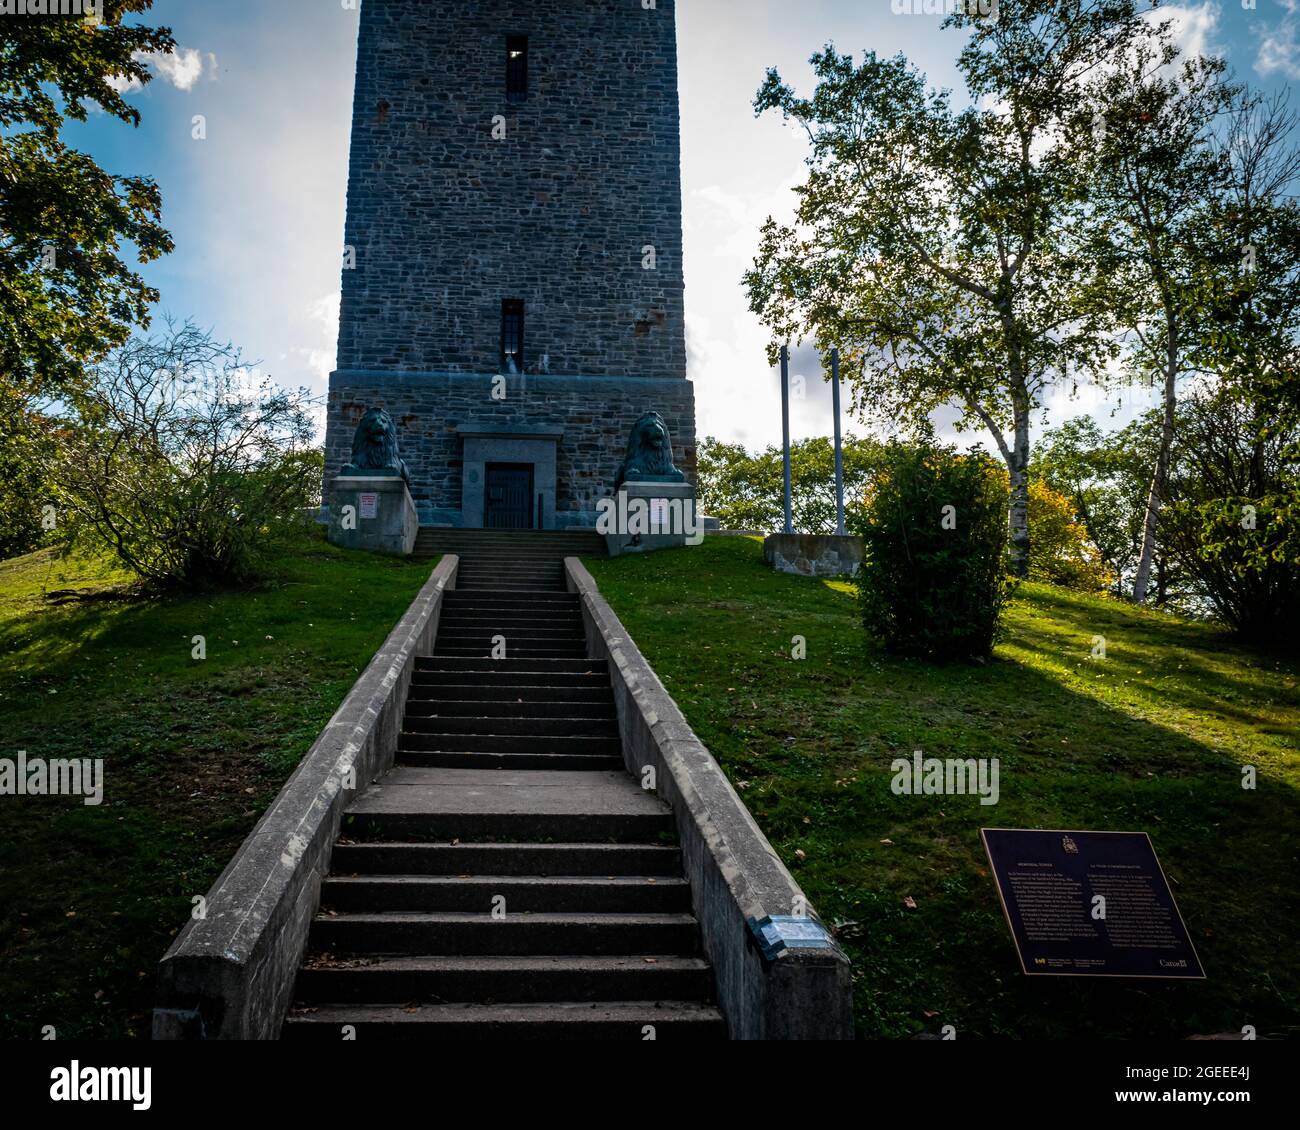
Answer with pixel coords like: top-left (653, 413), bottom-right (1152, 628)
top-left (506, 36), bottom-right (528, 102)
top-left (501, 299), bottom-right (525, 372)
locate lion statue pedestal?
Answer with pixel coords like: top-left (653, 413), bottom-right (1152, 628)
top-left (327, 408), bottom-right (418, 556)
top-left (599, 411), bottom-right (700, 556)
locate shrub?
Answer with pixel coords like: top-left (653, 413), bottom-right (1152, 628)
top-left (1027, 479), bottom-right (1115, 591)
top-left (857, 443), bottom-right (1013, 660)
top-left (1160, 390), bottom-right (1300, 648)
top-left (54, 322), bottom-right (321, 587)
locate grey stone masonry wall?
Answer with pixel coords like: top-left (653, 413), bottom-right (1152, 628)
top-left (337, 0), bottom-right (686, 379)
top-left (327, 370), bottom-right (696, 527)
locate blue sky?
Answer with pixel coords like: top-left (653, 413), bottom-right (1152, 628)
top-left (65, 0), bottom-right (1300, 451)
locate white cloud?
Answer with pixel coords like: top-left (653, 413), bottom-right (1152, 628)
top-left (152, 47), bottom-right (207, 92)
top-left (1150, 2), bottom-right (1221, 61)
top-left (1257, 0), bottom-right (1300, 79)
top-left (107, 47), bottom-right (213, 95)
top-left (292, 293), bottom-right (341, 384)
top-left (305, 291), bottom-right (341, 336)
top-left (691, 175), bottom-right (802, 261)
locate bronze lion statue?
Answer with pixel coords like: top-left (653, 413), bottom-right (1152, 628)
top-left (614, 411), bottom-right (685, 491)
top-left (342, 406), bottom-right (411, 486)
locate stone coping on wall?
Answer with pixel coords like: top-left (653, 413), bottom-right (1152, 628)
top-left (565, 556), bottom-right (854, 1039)
top-left (331, 367), bottom-right (694, 387)
top-left (152, 555), bottom-right (459, 1040)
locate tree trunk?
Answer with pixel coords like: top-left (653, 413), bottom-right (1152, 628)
top-left (1008, 394), bottom-right (1031, 579)
top-left (1132, 326), bottom-right (1178, 604)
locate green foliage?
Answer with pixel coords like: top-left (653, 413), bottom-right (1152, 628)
top-left (54, 323), bottom-right (322, 587)
top-left (0, 2), bottom-right (175, 402)
top-left (1195, 93), bottom-right (1300, 449)
top-left (1161, 390), bottom-right (1300, 648)
top-left (1027, 479), bottom-right (1114, 591)
top-left (857, 443), bottom-right (1013, 660)
top-left (0, 387), bottom-right (63, 559)
top-left (1033, 413), bottom-right (1193, 604)
top-left (697, 434), bottom-right (884, 533)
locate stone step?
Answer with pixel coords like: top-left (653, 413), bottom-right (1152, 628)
top-left (319, 875), bottom-right (692, 914)
top-left (454, 556), bottom-right (568, 566)
top-left (435, 629), bottom-right (586, 643)
top-left (416, 531), bottom-right (602, 541)
top-left (439, 608), bottom-right (582, 626)
top-left (282, 1000), bottom-right (722, 1040)
top-left (293, 954), bottom-right (712, 1005)
top-left (415, 657), bottom-right (606, 674)
top-left (443, 592), bottom-right (578, 604)
top-left (452, 569), bottom-right (564, 577)
top-left (402, 715), bottom-right (619, 738)
top-left (397, 749), bottom-right (624, 771)
top-left (429, 647), bottom-right (589, 660)
top-left (398, 732), bottom-right (622, 756)
top-left (441, 600), bottom-right (574, 608)
top-left (403, 699), bottom-right (616, 720)
top-left (329, 842), bottom-right (683, 877)
top-left (307, 912), bottom-right (702, 956)
top-left (406, 684), bottom-right (610, 703)
top-left (432, 639), bottom-right (587, 653)
top-left (343, 767), bottom-right (667, 841)
top-left (410, 670), bottom-right (610, 689)
top-left (450, 560), bottom-right (574, 570)
top-left (456, 584), bottom-right (568, 593)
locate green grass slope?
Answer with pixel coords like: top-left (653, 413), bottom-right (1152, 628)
top-left (585, 535), bottom-right (1300, 1039)
top-left (0, 533), bottom-right (435, 1038)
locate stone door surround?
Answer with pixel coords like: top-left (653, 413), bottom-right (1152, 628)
top-left (459, 422), bottom-right (562, 530)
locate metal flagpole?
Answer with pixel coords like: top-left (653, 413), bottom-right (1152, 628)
top-left (831, 346), bottom-right (846, 537)
top-left (780, 344), bottom-right (793, 534)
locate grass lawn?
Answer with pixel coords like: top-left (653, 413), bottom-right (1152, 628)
top-left (584, 535), bottom-right (1300, 1039)
top-left (0, 531), bottom-right (435, 1039)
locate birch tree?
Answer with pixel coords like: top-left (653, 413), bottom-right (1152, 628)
top-left (745, 1), bottom-right (1152, 577)
top-left (1078, 43), bottom-right (1236, 604)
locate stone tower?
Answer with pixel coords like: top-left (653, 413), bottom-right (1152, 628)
top-left (324, 0), bottom-right (695, 528)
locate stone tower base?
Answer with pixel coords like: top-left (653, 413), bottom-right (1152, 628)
top-left (325, 369), bottom-right (696, 530)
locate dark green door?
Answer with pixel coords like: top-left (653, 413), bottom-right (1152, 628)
top-left (484, 463), bottom-right (534, 529)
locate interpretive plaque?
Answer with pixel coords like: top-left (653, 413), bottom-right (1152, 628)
top-left (980, 828), bottom-right (1204, 979)
top-left (358, 492), bottom-right (378, 520)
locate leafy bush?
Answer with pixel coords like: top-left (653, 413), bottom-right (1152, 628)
top-left (857, 443), bottom-right (1013, 660)
top-left (54, 323), bottom-right (321, 587)
top-left (1160, 390), bottom-right (1300, 648)
top-left (1027, 479), bottom-right (1115, 591)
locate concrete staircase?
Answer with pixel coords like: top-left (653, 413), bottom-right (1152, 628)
top-left (283, 533), bottom-right (725, 1039)
top-left (412, 528), bottom-right (607, 592)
